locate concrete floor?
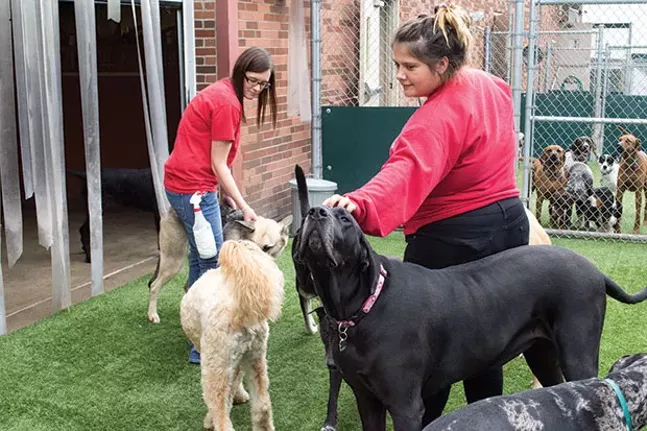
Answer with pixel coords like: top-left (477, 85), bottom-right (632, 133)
top-left (3, 200), bottom-right (160, 334)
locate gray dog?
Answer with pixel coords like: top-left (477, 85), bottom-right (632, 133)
top-left (424, 353), bottom-right (647, 430)
top-left (291, 165), bottom-right (647, 431)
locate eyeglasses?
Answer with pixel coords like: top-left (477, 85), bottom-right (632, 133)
top-left (244, 75), bottom-right (271, 90)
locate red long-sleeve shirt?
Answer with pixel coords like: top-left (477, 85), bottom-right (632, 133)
top-left (346, 68), bottom-right (519, 237)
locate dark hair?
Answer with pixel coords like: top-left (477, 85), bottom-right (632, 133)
top-left (231, 47), bottom-right (278, 128)
top-left (393, 4), bottom-right (472, 83)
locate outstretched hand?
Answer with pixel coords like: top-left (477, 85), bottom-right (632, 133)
top-left (323, 194), bottom-right (357, 213)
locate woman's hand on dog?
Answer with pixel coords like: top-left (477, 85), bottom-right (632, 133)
top-left (323, 194), bottom-right (357, 213)
top-left (241, 204), bottom-right (258, 222)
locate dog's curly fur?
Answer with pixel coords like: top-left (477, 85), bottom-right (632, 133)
top-left (180, 240), bottom-right (285, 431)
top-left (147, 212), bottom-right (291, 323)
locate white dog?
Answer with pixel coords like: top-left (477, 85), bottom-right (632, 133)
top-left (180, 239), bottom-right (286, 430)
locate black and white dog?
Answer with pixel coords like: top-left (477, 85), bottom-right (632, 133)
top-left (598, 153), bottom-right (620, 196)
top-left (565, 136), bottom-right (593, 170)
top-left (423, 353), bottom-right (647, 430)
top-left (564, 161), bottom-right (595, 229)
top-left (292, 164), bottom-right (647, 431)
top-left (587, 186), bottom-right (621, 233)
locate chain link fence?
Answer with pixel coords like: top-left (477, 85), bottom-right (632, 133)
top-left (319, 0), bottom-right (490, 108)
top-left (521, 1), bottom-right (647, 241)
top-left (316, 0), bottom-right (647, 242)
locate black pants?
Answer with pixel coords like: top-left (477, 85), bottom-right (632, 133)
top-left (403, 197), bottom-right (529, 422)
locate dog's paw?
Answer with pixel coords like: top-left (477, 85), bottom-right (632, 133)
top-left (321, 426), bottom-right (336, 431)
top-left (203, 412), bottom-right (214, 430)
top-left (147, 312), bottom-right (161, 324)
top-left (233, 386), bottom-right (250, 404)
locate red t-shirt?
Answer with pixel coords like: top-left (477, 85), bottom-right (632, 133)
top-left (164, 78), bottom-right (242, 194)
top-left (346, 68), bottom-right (520, 237)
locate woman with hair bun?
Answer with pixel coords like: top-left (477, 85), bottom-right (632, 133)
top-left (324, 4), bottom-right (529, 421)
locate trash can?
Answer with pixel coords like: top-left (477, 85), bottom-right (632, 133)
top-left (288, 176), bottom-right (338, 236)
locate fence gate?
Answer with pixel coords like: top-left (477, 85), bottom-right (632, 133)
top-left (316, 0), bottom-right (489, 193)
top-left (522, 0), bottom-right (647, 242)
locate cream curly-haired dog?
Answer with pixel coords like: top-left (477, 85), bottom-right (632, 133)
top-left (180, 239), bottom-right (285, 430)
top-left (147, 212), bottom-right (291, 323)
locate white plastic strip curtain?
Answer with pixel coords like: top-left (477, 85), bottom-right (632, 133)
top-left (0, 198), bottom-right (5, 334)
top-left (182, 0), bottom-right (196, 104)
top-left (0, 1), bottom-right (12, 334)
top-left (16, 1), bottom-right (53, 250)
top-left (10, 0), bottom-right (33, 200)
top-left (133, 0), bottom-right (170, 217)
top-left (288, 0), bottom-right (312, 122)
top-left (0, 1), bottom-right (24, 270)
top-left (74, 0), bottom-right (104, 296)
top-left (40, 0), bottom-right (72, 310)
top-left (108, 0), bottom-right (121, 23)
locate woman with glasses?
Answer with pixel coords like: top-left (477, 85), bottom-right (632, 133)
top-left (164, 46), bottom-right (277, 364)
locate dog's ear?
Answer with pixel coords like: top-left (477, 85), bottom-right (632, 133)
top-left (292, 234), bottom-right (303, 264)
top-left (279, 215), bottom-right (293, 236)
top-left (617, 125), bottom-right (631, 136)
top-left (358, 233), bottom-right (372, 272)
top-left (607, 354), bottom-right (645, 374)
top-left (234, 220), bottom-right (255, 232)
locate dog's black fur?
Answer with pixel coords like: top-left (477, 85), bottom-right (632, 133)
top-left (68, 168), bottom-right (240, 263)
top-left (587, 186), bottom-right (621, 233)
top-left (313, 307), bottom-right (344, 431)
top-left (291, 164), bottom-right (647, 430)
top-left (423, 353), bottom-right (647, 430)
top-left (67, 168), bottom-right (160, 262)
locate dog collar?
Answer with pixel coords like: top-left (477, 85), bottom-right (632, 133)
top-left (335, 264), bottom-right (388, 351)
top-left (604, 378), bottom-right (633, 431)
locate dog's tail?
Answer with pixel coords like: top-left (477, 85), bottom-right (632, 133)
top-left (220, 240), bottom-right (285, 328)
top-left (605, 276), bottom-right (647, 304)
top-left (295, 165), bottom-right (310, 221)
top-left (66, 168), bottom-right (88, 179)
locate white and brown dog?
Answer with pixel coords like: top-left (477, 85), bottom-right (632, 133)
top-left (180, 239), bottom-right (286, 431)
top-left (147, 212), bottom-right (292, 323)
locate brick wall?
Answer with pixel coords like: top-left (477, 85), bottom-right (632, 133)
top-left (235, 1), bottom-right (312, 220)
top-left (192, 1), bottom-right (311, 220)
top-left (191, 0), bottom-right (563, 220)
top-left (195, 1), bottom-right (218, 90)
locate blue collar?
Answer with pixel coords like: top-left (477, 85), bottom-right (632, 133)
top-left (604, 378), bottom-right (633, 431)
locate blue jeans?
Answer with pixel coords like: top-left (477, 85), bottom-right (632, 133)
top-left (165, 190), bottom-right (224, 288)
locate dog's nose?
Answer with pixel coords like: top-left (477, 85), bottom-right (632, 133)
top-left (307, 206), bottom-right (329, 220)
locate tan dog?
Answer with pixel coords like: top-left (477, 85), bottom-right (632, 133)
top-left (147, 211), bottom-right (292, 323)
top-left (616, 133), bottom-right (647, 234)
top-left (180, 240), bottom-right (285, 431)
top-left (533, 145), bottom-right (568, 224)
top-left (525, 207), bottom-right (552, 389)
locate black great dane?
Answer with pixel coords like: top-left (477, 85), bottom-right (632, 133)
top-left (291, 165), bottom-right (647, 431)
